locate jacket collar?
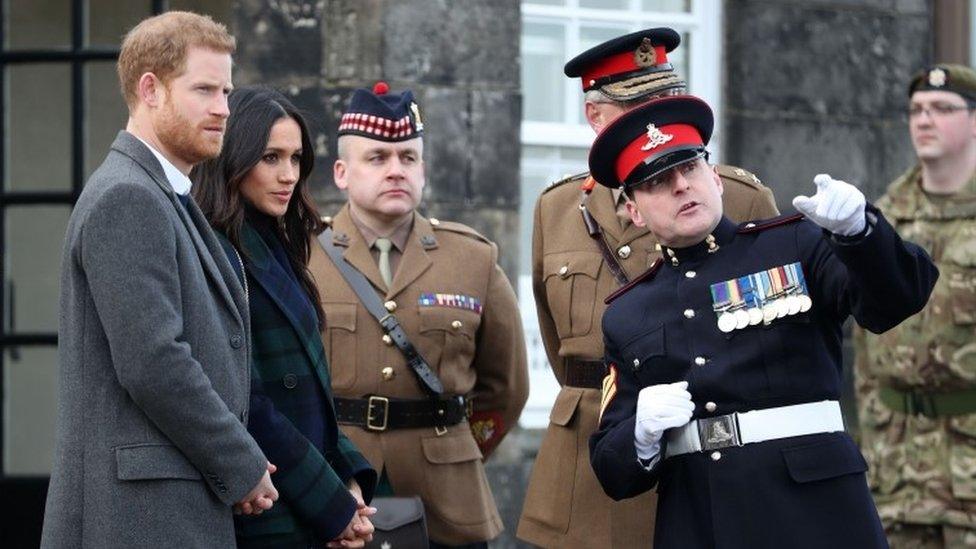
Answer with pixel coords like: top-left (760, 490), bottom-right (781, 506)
top-left (330, 205), bottom-right (434, 298)
top-left (882, 164), bottom-right (976, 221)
top-left (659, 216), bottom-right (737, 267)
top-left (110, 130), bottom-right (246, 326)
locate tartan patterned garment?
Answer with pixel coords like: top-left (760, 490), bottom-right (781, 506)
top-left (218, 219), bottom-right (377, 544)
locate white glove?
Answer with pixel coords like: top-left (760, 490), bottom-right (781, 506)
top-left (634, 381), bottom-right (695, 460)
top-left (792, 174), bottom-right (866, 236)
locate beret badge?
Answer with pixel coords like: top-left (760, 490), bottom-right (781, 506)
top-left (928, 67), bottom-right (947, 88)
top-left (641, 123), bottom-right (674, 151)
top-left (634, 37), bottom-right (657, 68)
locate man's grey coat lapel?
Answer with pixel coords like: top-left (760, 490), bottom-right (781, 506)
top-left (109, 131), bottom-right (247, 326)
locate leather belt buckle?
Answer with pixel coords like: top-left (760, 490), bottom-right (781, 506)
top-left (366, 395), bottom-right (390, 431)
top-left (697, 413), bottom-right (742, 451)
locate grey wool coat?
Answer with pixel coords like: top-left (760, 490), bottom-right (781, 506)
top-left (41, 131), bottom-right (267, 548)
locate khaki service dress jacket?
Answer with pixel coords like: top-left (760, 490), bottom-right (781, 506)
top-left (308, 205), bottom-right (529, 545)
top-left (517, 165), bottom-right (779, 548)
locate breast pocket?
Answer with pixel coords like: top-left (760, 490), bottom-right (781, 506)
top-left (543, 252), bottom-right (603, 339)
top-left (758, 313), bottom-right (817, 395)
top-left (937, 245), bottom-right (976, 382)
top-left (323, 302), bottom-right (358, 390)
top-left (622, 324), bottom-right (682, 385)
top-left (419, 307), bottom-right (481, 387)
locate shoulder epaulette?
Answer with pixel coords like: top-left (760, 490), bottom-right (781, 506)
top-left (605, 258), bottom-right (663, 305)
top-left (715, 164), bottom-right (764, 189)
top-left (737, 213), bottom-right (805, 234)
top-left (542, 171), bottom-right (589, 194)
top-left (430, 219), bottom-right (492, 245)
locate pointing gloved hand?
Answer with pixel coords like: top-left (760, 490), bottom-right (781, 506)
top-left (792, 174), bottom-right (867, 237)
top-left (634, 381), bottom-right (695, 460)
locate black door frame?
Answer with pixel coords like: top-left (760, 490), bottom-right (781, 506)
top-left (0, 1), bottom-right (166, 546)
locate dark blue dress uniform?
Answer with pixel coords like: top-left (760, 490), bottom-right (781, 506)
top-left (585, 95), bottom-right (939, 548)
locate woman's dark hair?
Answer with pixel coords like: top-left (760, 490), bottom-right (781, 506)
top-left (191, 86), bottom-right (326, 327)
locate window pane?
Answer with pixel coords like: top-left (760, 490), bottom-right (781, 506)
top-left (5, 0), bottom-right (70, 49)
top-left (579, 0), bottom-right (628, 10)
top-left (86, 62), bottom-right (128, 178)
top-left (673, 32), bottom-right (689, 88)
top-left (4, 206), bottom-right (71, 334)
top-left (6, 64), bottom-right (72, 192)
top-left (522, 21), bottom-right (565, 122)
top-left (4, 346), bottom-right (58, 476)
top-left (642, 0), bottom-right (690, 12)
top-left (88, 0), bottom-right (151, 47)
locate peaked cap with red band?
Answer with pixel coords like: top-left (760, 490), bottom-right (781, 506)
top-left (564, 28), bottom-right (685, 102)
top-left (589, 95), bottom-right (713, 190)
top-left (338, 81), bottom-right (424, 142)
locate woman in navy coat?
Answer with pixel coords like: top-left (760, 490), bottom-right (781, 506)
top-left (193, 87), bottom-right (377, 548)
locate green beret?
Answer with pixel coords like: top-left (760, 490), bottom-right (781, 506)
top-left (909, 63), bottom-right (976, 102)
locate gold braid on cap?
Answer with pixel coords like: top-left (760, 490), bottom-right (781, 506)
top-left (602, 71), bottom-right (686, 101)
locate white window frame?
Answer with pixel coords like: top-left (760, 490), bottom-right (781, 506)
top-left (517, 1), bottom-right (724, 429)
top-left (520, 0), bottom-right (724, 157)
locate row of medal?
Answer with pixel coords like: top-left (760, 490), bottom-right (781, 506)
top-left (418, 292), bottom-right (483, 314)
top-left (708, 262), bottom-right (813, 333)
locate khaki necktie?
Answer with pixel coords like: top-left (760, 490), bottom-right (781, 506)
top-left (375, 237), bottom-right (393, 287)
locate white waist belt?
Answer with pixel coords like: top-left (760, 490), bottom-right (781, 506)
top-left (664, 400), bottom-right (845, 458)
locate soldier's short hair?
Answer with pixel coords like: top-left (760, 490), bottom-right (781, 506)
top-left (117, 11), bottom-right (235, 111)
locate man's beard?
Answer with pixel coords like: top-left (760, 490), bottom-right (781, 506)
top-left (155, 97), bottom-right (223, 166)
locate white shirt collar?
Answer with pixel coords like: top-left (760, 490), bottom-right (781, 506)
top-left (134, 135), bottom-right (193, 196)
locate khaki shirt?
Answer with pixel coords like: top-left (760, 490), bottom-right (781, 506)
top-left (309, 204), bottom-right (529, 545)
top-left (517, 165), bottom-right (779, 548)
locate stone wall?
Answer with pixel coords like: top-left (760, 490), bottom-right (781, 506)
top-left (724, 0), bottom-right (932, 205)
top-left (233, 0), bottom-right (523, 280)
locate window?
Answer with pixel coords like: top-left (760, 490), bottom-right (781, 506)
top-left (517, 0), bottom-right (722, 427)
top-left (0, 0), bottom-right (231, 511)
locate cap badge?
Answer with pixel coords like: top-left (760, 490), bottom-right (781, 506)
top-left (928, 68), bottom-right (947, 88)
top-left (410, 102), bottom-right (424, 132)
top-left (634, 37), bottom-right (656, 68)
top-left (641, 123), bottom-right (674, 151)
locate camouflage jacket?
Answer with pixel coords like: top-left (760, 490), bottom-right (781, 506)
top-left (855, 165), bottom-right (976, 528)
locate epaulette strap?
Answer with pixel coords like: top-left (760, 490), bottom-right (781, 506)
top-left (543, 171), bottom-right (589, 193)
top-left (737, 213), bottom-right (805, 234)
top-left (605, 258), bottom-right (663, 305)
top-left (715, 164), bottom-right (763, 189)
top-left (431, 220), bottom-right (491, 244)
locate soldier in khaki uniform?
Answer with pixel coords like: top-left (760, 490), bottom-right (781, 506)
top-left (307, 83), bottom-right (529, 548)
top-left (517, 28), bottom-right (780, 548)
top-left (856, 64), bottom-right (976, 549)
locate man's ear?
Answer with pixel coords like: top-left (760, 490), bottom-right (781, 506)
top-left (626, 198), bottom-right (646, 228)
top-left (711, 165), bottom-right (724, 196)
top-left (584, 101), bottom-right (606, 133)
top-left (333, 160), bottom-right (348, 191)
top-left (137, 73), bottom-right (162, 108)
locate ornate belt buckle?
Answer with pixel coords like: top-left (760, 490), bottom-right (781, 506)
top-left (366, 395), bottom-right (390, 431)
top-left (697, 413), bottom-right (742, 451)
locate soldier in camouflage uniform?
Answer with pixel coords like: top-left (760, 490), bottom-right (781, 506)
top-left (856, 63), bottom-right (976, 548)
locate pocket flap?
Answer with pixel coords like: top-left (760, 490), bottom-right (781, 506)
top-left (623, 324), bottom-right (666, 364)
top-left (421, 431), bottom-right (483, 464)
top-left (543, 252), bottom-right (603, 281)
top-left (781, 434), bottom-right (867, 483)
top-left (116, 443), bottom-right (201, 481)
top-left (550, 388), bottom-right (583, 426)
top-left (371, 496), bottom-right (426, 531)
top-left (324, 302), bottom-right (357, 331)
